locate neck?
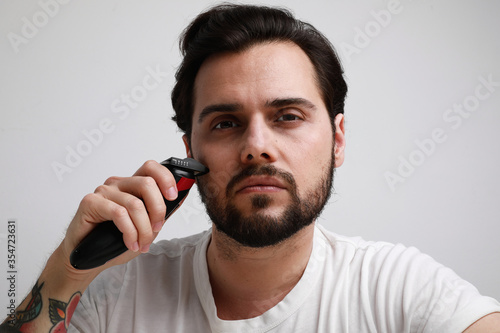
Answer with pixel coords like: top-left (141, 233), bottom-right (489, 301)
top-left (206, 223), bottom-right (315, 320)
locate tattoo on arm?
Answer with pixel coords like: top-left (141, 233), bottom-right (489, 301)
top-left (1, 281), bottom-right (44, 331)
top-left (0, 280), bottom-right (81, 333)
top-left (47, 292), bottom-right (81, 332)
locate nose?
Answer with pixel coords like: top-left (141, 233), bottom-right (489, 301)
top-left (239, 116), bottom-right (277, 164)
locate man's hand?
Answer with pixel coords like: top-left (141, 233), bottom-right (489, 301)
top-left (1, 160), bottom-right (180, 332)
top-left (60, 160), bottom-right (179, 271)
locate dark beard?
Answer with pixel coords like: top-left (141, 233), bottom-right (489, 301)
top-left (196, 160), bottom-right (334, 248)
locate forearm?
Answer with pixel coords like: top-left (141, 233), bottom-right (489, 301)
top-left (1, 245), bottom-right (99, 332)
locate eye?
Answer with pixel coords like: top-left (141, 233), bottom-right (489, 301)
top-left (277, 114), bottom-right (299, 121)
top-left (276, 113), bottom-right (302, 122)
top-left (214, 120), bottom-right (239, 129)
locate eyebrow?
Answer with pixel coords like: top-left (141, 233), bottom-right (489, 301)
top-left (265, 97), bottom-right (317, 111)
top-left (198, 103), bottom-right (241, 124)
top-left (197, 97), bottom-right (317, 124)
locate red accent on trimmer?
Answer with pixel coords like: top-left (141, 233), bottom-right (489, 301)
top-left (177, 177), bottom-right (195, 192)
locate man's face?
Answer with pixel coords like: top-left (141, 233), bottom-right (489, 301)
top-left (185, 42), bottom-right (345, 247)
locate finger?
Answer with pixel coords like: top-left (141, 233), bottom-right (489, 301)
top-left (103, 176), bottom-right (167, 227)
top-left (76, 193), bottom-right (140, 253)
top-left (95, 185), bottom-right (154, 253)
top-left (133, 160), bottom-right (178, 201)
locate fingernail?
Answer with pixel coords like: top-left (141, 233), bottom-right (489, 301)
top-left (141, 244), bottom-right (150, 253)
top-left (153, 222), bottom-right (163, 232)
top-left (166, 186), bottom-right (177, 200)
top-left (131, 242), bottom-right (139, 252)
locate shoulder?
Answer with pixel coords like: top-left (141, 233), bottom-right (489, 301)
top-left (316, 223), bottom-right (458, 289)
top-left (315, 222), bottom-right (421, 264)
top-left (314, 223), bottom-right (500, 332)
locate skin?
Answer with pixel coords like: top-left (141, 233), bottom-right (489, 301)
top-left (184, 41), bottom-right (345, 319)
top-left (3, 41), bottom-right (499, 331)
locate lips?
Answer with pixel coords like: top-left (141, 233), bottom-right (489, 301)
top-left (234, 176), bottom-right (287, 194)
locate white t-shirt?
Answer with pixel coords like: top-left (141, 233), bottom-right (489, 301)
top-left (68, 224), bottom-right (500, 332)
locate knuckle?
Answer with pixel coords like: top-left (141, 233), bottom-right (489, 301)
top-left (140, 176), bottom-right (157, 191)
top-left (125, 197), bottom-right (145, 212)
top-left (94, 184), bottom-right (108, 194)
top-left (111, 206), bottom-right (128, 220)
top-left (143, 160), bottom-right (157, 172)
top-left (152, 201), bottom-right (167, 217)
top-left (104, 176), bottom-right (121, 186)
top-left (80, 193), bottom-right (98, 207)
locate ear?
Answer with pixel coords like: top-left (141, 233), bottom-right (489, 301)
top-left (182, 135), bottom-right (192, 158)
top-left (333, 113), bottom-right (346, 168)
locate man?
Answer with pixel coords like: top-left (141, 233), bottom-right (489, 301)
top-left (2, 4), bottom-right (500, 332)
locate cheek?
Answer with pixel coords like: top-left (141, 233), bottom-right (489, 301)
top-left (190, 131), bottom-right (219, 168)
top-left (193, 140), bottom-right (240, 198)
top-left (208, 159), bottom-right (240, 197)
top-left (286, 125), bottom-right (333, 193)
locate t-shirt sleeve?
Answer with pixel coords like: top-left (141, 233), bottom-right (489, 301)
top-left (365, 243), bottom-right (500, 332)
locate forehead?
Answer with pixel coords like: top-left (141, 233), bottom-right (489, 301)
top-left (193, 41), bottom-right (323, 113)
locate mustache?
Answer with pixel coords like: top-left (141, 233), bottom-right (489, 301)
top-left (225, 164), bottom-right (296, 196)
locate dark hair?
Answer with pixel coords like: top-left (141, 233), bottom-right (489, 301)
top-left (171, 3), bottom-right (347, 139)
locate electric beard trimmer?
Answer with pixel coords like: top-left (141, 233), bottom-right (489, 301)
top-left (69, 157), bottom-right (209, 270)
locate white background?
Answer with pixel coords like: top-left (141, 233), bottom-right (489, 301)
top-left (1, 0), bottom-right (499, 311)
